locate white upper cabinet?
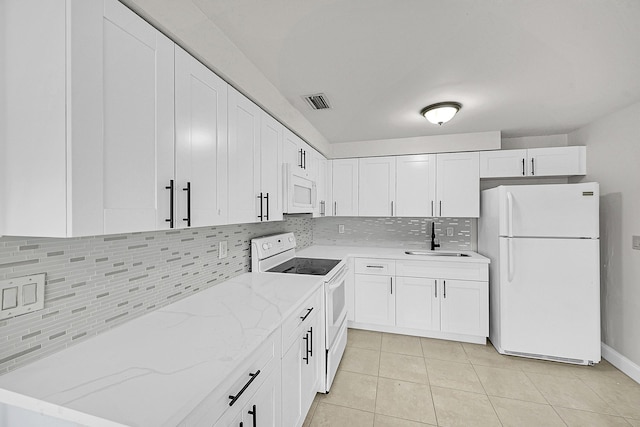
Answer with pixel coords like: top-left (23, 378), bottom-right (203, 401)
top-left (358, 157), bottom-right (396, 217)
top-left (527, 146), bottom-right (586, 177)
top-left (396, 154), bottom-right (437, 217)
top-left (228, 88), bottom-right (262, 224)
top-left (2, 0), bottom-right (175, 237)
top-left (283, 129), bottom-right (313, 176)
top-left (313, 156), bottom-right (329, 217)
top-left (175, 47), bottom-right (228, 228)
top-left (479, 149), bottom-right (528, 178)
top-left (480, 146), bottom-right (586, 178)
top-left (260, 113), bottom-right (284, 222)
top-left (436, 152), bottom-right (480, 218)
top-left (331, 159), bottom-right (359, 216)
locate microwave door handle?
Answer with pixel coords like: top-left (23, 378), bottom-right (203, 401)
top-left (312, 182), bottom-right (317, 207)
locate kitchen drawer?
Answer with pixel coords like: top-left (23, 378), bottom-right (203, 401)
top-left (281, 287), bottom-right (323, 353)
top-left (187, 330), bottom-right (281, 426)
top-left (354, 258), bottom-right (396, 276)
top-left (396, 260), bottom-right (488, 281)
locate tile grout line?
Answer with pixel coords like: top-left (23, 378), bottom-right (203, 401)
top-left (468, 362), bottom-right (504, 427)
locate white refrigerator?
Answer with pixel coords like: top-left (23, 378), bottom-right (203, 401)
top-left (479, 183), bottom-right (600, 365)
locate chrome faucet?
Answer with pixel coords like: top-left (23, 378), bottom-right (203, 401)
top-left (430, 221), bottom-right (440, 251)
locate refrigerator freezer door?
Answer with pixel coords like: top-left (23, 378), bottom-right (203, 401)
top-left (498, 183), bottom-right (599, 238)
top-left (499, 237), bottom-right (600, 363)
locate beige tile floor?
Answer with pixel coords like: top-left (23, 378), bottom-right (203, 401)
top-left (302, 329), bottom-right (640, 427)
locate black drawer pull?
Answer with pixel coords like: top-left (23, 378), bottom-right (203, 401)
top-left (248, 404), bottom-right (257, 427)
top-left (300, 307), bottom-right (313, 321)
top-left (366, 265), bottom-right (384, 268)
top-left (228, 370), bottom-right (261, 406)
top-left (303, 333), bottom-right (310, 365)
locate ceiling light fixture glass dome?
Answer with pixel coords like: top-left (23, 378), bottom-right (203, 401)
top-left (420, 102), bottom-right (462, 125)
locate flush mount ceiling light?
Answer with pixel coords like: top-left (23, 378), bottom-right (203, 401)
top-left (420, 102), bottom-right (462, 125)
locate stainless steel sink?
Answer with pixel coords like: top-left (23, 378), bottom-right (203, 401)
top-left (404, 251), bottom-right (470, 257)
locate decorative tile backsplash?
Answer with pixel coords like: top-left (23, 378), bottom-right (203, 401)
top-left (312, 217), bottom-right (476, 250)
top-left (0, 215), bottom-right (311, 374)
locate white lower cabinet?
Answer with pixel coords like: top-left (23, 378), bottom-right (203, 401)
top-left (214, 369), bottom-right (281, 427)
top-left (354, 274), bottom-right (395, 326)
top-left (352, 258), bottom-right (489, 342)
top-left (281, 289), bottom-right (323, 427)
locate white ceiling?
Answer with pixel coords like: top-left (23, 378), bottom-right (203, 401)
top-left (189, 0), bottom-right (640, 143)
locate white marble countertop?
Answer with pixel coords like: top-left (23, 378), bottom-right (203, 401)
top-left (297, 245), bottom-right (490, 264)
top-left (0, 273), bottom-right (323, 427)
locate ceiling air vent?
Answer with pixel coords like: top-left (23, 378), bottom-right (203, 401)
top-left (303, 93), bottom-right (331, 110)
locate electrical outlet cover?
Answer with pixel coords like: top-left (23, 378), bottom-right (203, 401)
top-left (633, 235), bottom-right (640, 250)
top-left (219, 241), bottom-right (228, 259)
top-left (338, 225), bottom-right (345, 234)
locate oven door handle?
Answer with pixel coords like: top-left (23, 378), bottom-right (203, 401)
top-left (327, 264), bottom-right (348, 290)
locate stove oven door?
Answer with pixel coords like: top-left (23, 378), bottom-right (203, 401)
top-left (325, 264), bottom-right (348, 348)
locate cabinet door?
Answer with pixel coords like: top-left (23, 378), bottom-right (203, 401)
top-left (436, 152), bottom-right (479, 218)
top-left (102, 0), bottom-right (175, 234)
top-left (283, 129), bottom-right (305, 174)
top-left (354, 274), bottom-right (395, 326)
top-left (440, 280), bottom-right (488, 337)
top-left (281, 338), bottom-right (304, 427)
top-left (395, 277), bottom-right (440, 331)
top-left (228, 88), bottom-right (261, 224)
top-left (244, 369), bottom-right (281, 427)
top-left (527, 146), bottom-right (586, 177)
top-left (331, 159), bottom-right (359, 216)
top-left (396, 154), bottom-right (437, 217)
top-left (313, 156), bottom-right (328, 217)
top-left (175, 47), bottom-right (228, 228)
top-left (301, 312), bottom-right (322, 416)
top-left (260, 113), bottom-right (283, 222)
top-left (358, 157), bottom-right (396, 217)
top-left (479, 150), bottom-right (527, 178)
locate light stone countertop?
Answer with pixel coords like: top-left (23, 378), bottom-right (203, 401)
top-left (297, 245), bottom-right (490, 264)
top-left (0, 272), bottom-right (323, 427)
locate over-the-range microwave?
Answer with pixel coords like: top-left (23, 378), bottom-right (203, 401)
top-left (283, 163), bottom-right (316, 214)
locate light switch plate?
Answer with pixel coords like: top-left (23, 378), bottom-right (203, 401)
top-left (338, 224), bottom-right (345, 234)
top-left (446, 227), bottom-right (454, 237)
top-left (633, 235), bottom-right (640, 250)
top-left (218, 241), bottom-right (228, 259)
top-left (0, 273), bottom-right (45, 320)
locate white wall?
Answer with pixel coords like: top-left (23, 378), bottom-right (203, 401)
top-left (119, 0), bottom-right (331, 156)
top-left (568, 101), bottom-right (640, 368)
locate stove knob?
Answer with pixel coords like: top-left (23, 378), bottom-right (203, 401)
top-left (268, 243), bottom-right (273, 248)
top-left (262, 243), bottom-right (269, 250)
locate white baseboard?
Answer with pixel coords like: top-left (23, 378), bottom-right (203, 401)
top-left (601, 342), bottom-right (640, 384)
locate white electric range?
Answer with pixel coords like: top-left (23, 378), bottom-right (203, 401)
top-left (251, 233), bottom-right (348, 392)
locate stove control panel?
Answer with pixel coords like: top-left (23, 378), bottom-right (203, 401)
top-left (251, 232), bottom-right (297, 261)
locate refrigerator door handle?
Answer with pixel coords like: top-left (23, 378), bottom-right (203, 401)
top-left (506, 192), bottom-right (514, 237)
top-left (507, 238), bottom-right (514, 282)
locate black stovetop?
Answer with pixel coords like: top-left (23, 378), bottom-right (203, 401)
top-left (267, 257), bottom-right (341, 276)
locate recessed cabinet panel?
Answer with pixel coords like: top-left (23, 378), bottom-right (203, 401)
top-left (358, 157), bottom-right (396, 217)
top-left (260, 113), bottom-right (283, 222)
top-left (440, 280), bottom-right (488, 337)
top-left (395, 277), bottom-right (440, 331)
top-left (479, 150), bottom-right (527, 178)
top-left (175, 47), bottom-right (228, 228)
top-left (396, 154), bottom-right (437, 217)
top-left (436, 152), bottom-right (480, 218)
top-left (228, 88), bottom-right (262, 224)
top-left (331, 159), bottom-right (359, 216)
top-left (354, 274), bottom-right (395, 326)
top-left (528, 146), bottom-right (586, 177)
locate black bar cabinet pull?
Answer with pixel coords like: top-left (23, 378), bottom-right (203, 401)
top-left (228, 370), bottom-right (261, 406)
top-left (531, 158), bottom-right (535, 175)
top-left (390, 277), bottom-right (393, 294)
top-left (299, 149), bottom-right (304, 168)
top-left (257, 193), bottom-right (263, 220)
top-left (443, 280), bottom-right (447, 298)
top-left (303, 150), bottom-right (306, 169)
top-left (165, 179), bottom-right (174, 228)
top-left (303, 333), bottom-right (310, 364)
top-left (522, 158), bottom-right (525, 176)
top-left (239, 423), bottom-right (243, 427)
top-left (183, 182), bottom-right (191, 226)
top-left (264, 193), bottom-right (269, 220)
top-left (308, 326), bottom-right (313, 357)
top-left (300, 307), bottom-right (313, 321)
top-left (439, 200), bottom-right (442, 216)
top-left (435, 280), bottom-right (438, 298)
top-left (248, 404), bottom-right (257, 427)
